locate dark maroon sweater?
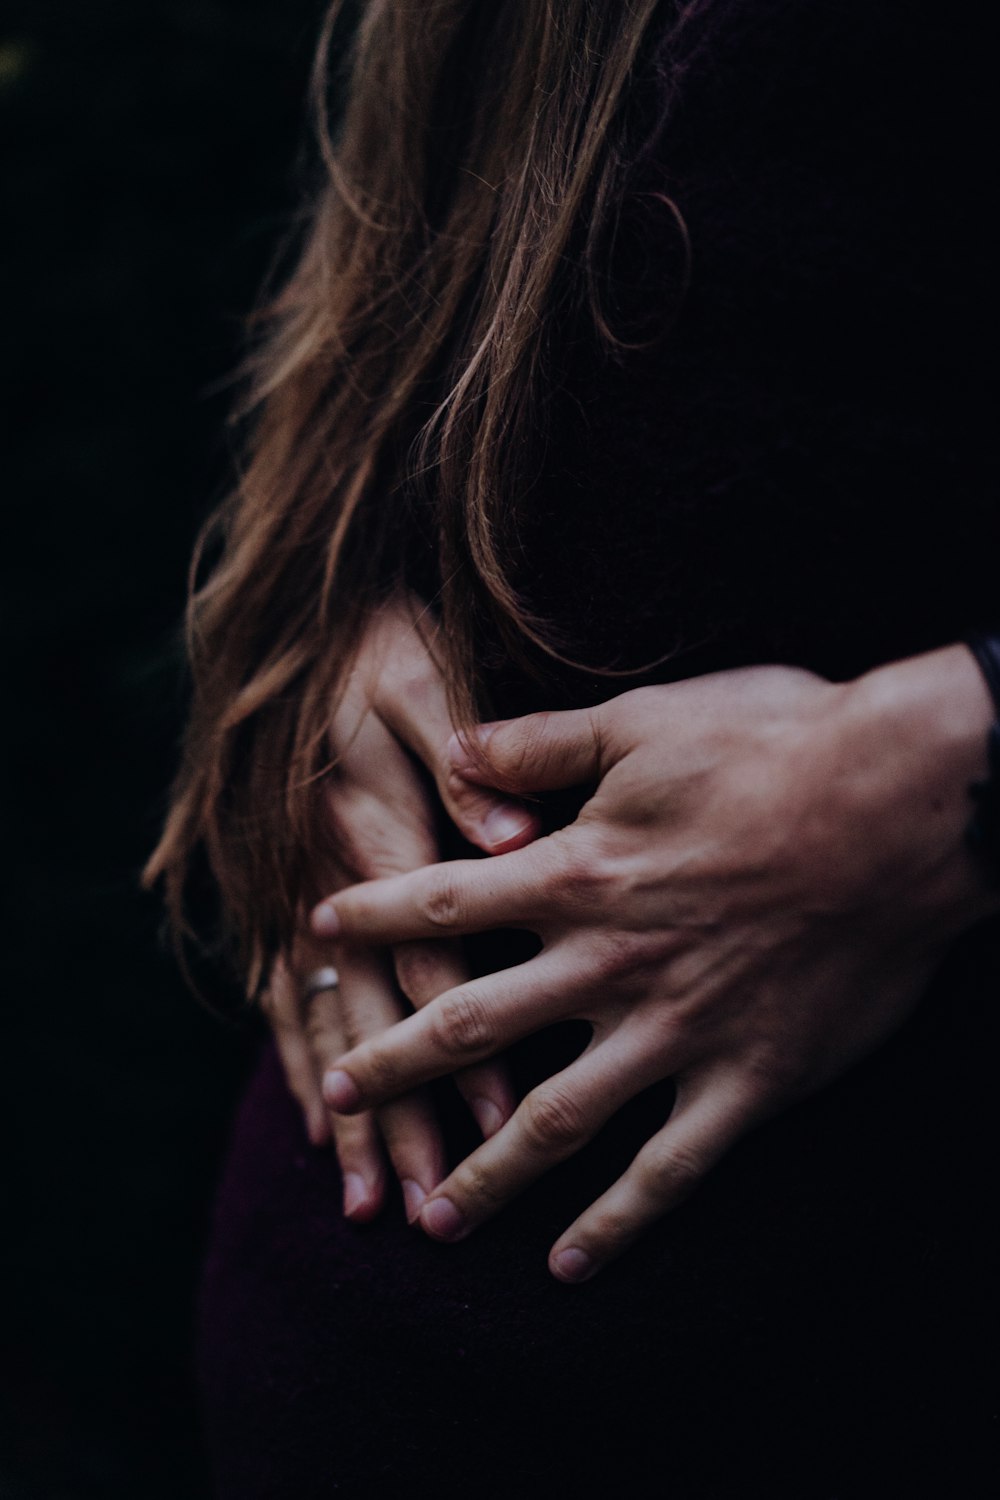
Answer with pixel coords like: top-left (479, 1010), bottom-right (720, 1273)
top-left (198, 4), bottom-right (999, 1494)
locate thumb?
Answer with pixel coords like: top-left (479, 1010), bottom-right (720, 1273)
top-left (439, 765), bottom-right (542, 854)
top-left (449, 707), bottom-right (603, 795)
top-left (364, 617), bottom-right (541, 854)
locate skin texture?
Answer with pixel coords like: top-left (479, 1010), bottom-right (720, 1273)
top-left (264, 599), bottom-right (539, 1222)
top-left (312, 645), bottom-right (998, 1279)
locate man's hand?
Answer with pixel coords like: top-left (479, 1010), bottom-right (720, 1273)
top-left (311, 647), bottom-right (996, 1274)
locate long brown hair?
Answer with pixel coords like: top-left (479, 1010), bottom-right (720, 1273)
top-left (146, 0), bottom-right (701, 991)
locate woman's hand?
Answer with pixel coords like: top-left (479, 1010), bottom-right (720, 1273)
top-left (265, 597), bottom-right (539, 1223)
top-left (312, 646), bottom-right (997, 1276)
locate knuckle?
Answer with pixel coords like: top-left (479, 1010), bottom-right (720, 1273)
top-left (511, 719), bottom-right (549, 778)
top-left (419, 873), bottom-right (466, 931)
top-left (383, 636), bottom-right (436, 698)
top-left (585, 1203), bottom-right (637, 1251)
top-left (444, 761), bottom-right (479, 807)
top-left (432, 989), bottom-right (495, 1057)
top-left (455, 1157), bottom-right (506, 1214)
top-left (637, 1142), bottom-right (704, 1205)
top-left (586, 928), bottom-right (654, 985)
top-left (741, 1029), bottom-right (811, 1097)
top-left (552, 836), bottom-right (623, 913)
top-left (522, 1084), bottom-right (589, 1153)
top-left (362, 1043), bottom-right (404, 1098)
top-left (488, 715), bottom-right (552, 785)
top-left (552, 842), bottom-right (604, 907)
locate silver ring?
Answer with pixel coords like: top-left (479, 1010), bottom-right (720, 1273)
top-left (302, 966), bottom-right (340, 1002)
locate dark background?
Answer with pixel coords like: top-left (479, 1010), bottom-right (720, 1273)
top-left (2, 3), bottom-right (325, 1493)
top-left (4, 7), bottom-right (999, 1498)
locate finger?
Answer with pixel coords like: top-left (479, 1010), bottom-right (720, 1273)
top-left (366, 603), bottom-right (540, 853)
top-left (326, 719), bottom-right (440, 878)
top-left (376, 1093), bottom-right (447, 1222)
top-left (415, 1034), bottom-right (658, 1244)
top-left (331, 946), bottom-right (448, 1204)
top-left (322, 951), bottom-right (576, 1113)
top-left (547, 1069), bottom-right (763, 1283)
top-left (330, 1110), bottom-right (389, 1222)
top-left (392, 939), bottom-right (518, 1137)
top-left (311, 839), bottom-right (565, 945)
top-left (448, 706), bottom-right (604, 796)
top-left (263, 958), bottom-right (329, 1148)
top-left (297, 979), bottom-right (386, 1218)
top-left (329, 703), bottom-right (533, 879)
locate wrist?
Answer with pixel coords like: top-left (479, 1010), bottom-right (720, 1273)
top-left (854, 643), bottom-right (992, 787)
top-left (838, 645), bottom-right (999, 934)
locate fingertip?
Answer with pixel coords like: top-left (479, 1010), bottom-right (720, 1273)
top-left (445, 739), bottom-right (541, 852)
top-left (550, 1246), bottom-right (598, 1285)
top-left (469, 1096), bottom-right (505, 1138)
top-left (323, 1068), bottom-right (362, 1113)
top-left (401, 1178), bottom-right (427, 1225)
top-left (482, 805), bottom-right (540, 853)
top-left (310, 901), bottom-right (341, 938)
top-left (419, 1196), bottom-right (468, 1243)
top-left (446, 727), bottom-right (495, 770)
top-left (342, 1172), bottom-right (382, 1223)
top-left (445, 766), bottom-right (537, 853)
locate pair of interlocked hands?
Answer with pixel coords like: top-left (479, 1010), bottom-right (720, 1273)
top-left (265, 598), bottom-right (994, 1282)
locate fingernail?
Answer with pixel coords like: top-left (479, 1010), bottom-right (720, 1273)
top-left (448, 724), bottom-right (498, 764)
top-left (323, 1069), bottom-right (361, 1112)
top-left (471, 1096), bottom-right (504, 1137)
top-left (401, 1179), bottom-right (427, 1225)
top-left (446, 732), bottom-right (475, 771)
top-left (483, 806), bottom-right (532, 849)
top-left (342, 1173), bottom-right (369, 1218)
top-left (311, 902), bottom-right (340, 938)
top-left (420, 1196), bottom-right (467, 1242)
top-left (551, 1248), bottom-right (596, 1284)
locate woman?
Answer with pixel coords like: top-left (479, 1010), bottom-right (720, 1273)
top-left (148, 0), bottom-right (999, 1493)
